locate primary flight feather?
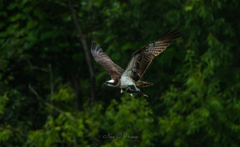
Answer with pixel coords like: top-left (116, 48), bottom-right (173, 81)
top-left (91, 30), bottom-right (181, 97)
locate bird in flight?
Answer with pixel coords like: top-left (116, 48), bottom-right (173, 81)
top-left (91, 30), bottom-right (181, 97)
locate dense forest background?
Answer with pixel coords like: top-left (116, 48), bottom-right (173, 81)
top-left (1, 0), bottom-right (240, 146)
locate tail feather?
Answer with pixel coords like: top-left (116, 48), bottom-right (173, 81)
top-left (136, 81), bottom-right (154, 88)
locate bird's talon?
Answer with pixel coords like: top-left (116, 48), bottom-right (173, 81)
top-left (135, 88), bottom-right (141, 92)
top-left (125, 87), bottom-right (131, 91)
top-left (120, 89), bottom-right (123, 93)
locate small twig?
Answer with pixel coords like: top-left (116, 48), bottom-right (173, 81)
top-left (90, 0), bottom-right (94, 42)
top-left (49, 64), bottom-right (54, 116)
top-left (45, 102), bottom-right (65, 114)
top-left (29, 84), bottom-right (40, 98)
top-left (23, 56), bottom-right (49, 72)
top-left (28, 85), bottom-right (64, 115)
top-left (49, 64), bottom-right (54, 100)
top-left (71, 74), bottom-right (79, 111)
top-left (75, 64), bottom-right (82, 79)
top-left (72, 65), bottom-right (82, 111)
top-left (236, 26), bottom-right (240, 43)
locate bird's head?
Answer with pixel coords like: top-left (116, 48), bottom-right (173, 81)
top-left (103, 79), bottom-right (116, 87)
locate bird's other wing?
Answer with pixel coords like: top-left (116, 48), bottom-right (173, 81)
top-left (122, 30), bottom-right (181, 81)
top-left (91, 41), bottom-right (124, 80)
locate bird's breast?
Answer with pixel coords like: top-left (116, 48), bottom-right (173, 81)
top-left (120, 76), bottom-right (134, 88)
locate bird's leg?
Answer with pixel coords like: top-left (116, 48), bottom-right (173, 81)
top-left (133, 84), bottom-right (141, 92)
top-left (124, 87), bottom-right (132, 92)
top-left (121, 87), bottom-right (131, 93)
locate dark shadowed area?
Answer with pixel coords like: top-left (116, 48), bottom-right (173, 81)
top-left (0, 0), bottom-right (240, 146)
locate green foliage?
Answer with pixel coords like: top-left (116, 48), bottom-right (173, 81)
top-left (53, 84), bottom-right (75, 102)
top-left (0, 93), bottom-right (8, 115)
top-left (28, 96), bottom-right (153, 146)
top-left (0, 0), bottom-right (240, 146)
top-left (0, 125), bottom-right (12, 143)
top-left (0, 93), bottom-right (12, 143)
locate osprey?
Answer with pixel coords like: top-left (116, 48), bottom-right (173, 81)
top-left (91, 30), bottom-right (181, 97)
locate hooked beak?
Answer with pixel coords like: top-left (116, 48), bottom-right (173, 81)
top-left (103, 83), bottom-right (107, 86)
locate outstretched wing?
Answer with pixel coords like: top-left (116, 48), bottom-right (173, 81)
top-left (122, 30), bottom-right (181, 81)
top-left (91, 41), bottom-right (124, 80)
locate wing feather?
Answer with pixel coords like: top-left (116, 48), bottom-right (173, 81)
top-left (122, 30), bottom-right (181, 81)
top-left (91, 41), bottom-right (124, 80)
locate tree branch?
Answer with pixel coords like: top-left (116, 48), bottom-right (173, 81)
top-left (90, 0), bottom-right (94, 42)
top-left (45, 102), bottom-right (65, 114)
top-left (68, 0), bottom-right (96, 106)
top-left (49, 64), bottom-right (54, 101)
top-left (45, 103), bottom-right (65, 114)
top-left (23, 55), bottom-right (49, 72)
top-left (29, 84), bottom-right (40, 98)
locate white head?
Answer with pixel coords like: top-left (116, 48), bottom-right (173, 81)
top-left (104, 79), bottom-right (117, 87)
